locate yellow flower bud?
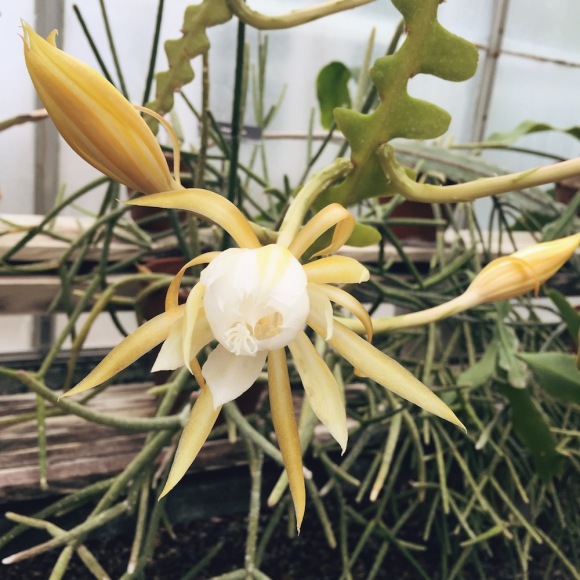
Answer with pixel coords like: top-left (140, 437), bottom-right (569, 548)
top-left (22, 22), bottom-right (177, 195)
top-left (464, 233), bottom-right (580, 305)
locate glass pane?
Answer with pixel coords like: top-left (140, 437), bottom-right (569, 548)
top-left (504, 0), bottom-right (580, 61)
top-left (0, 0), bottom-right (36, 214)
top-left (485, 54), bottom-right (580, 170)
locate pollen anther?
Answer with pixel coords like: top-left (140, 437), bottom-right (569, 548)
top-left (224, 322), bottom-right (259, 356)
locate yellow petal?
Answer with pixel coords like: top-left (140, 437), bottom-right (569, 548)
top-left (307, 312), bottom-right (465, 431)
top-left (287, 203), bottom-right (355, 259)
top-left (314, 283), bottom-right (373, 342)
top-left (63, 305), bottom-right (185, 397)
top-left (127, 189), bottom-right (261, 249)
top-left (307, 284), bottom-right (334, 340)
top-left (289, 333), bottom-right (348, 452)
top-left (22, 23), bottom-right (176, 195)
top-left (159, 385), bottom-right (221, 498)
top-left (166, 251), bottom-right (220, 311)
top-left (303, 255), bottom-right (370, 284)
top-left (268, 349), bottom-right (305, 531)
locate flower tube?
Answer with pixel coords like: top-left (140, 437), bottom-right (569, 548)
top-left (22, 23), bottom-right (177, 194)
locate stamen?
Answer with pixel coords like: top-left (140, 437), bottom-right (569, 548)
top-left (254, 312), bottom-right (283, 340)
top-left (224, 322), bottom-right (258, 356)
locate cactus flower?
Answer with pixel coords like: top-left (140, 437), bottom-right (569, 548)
top-left (342, 233), bottom-right (580, 335)
top-left (22, 23), bottom-right (177, 195)
top-left (462, 233), bottom-right (580, 306)
top-left (62, 190), bottom-right (464, 529)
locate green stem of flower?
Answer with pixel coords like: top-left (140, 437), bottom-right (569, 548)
top-left (72, 5), bottom-right (115, 86)
top-left (338, 293), bottom-right (473, 335)
top-left (227, 0), bottom-right (374, 30)
top-left (5, 369), bottom-right (181, 433)
top-left (1, 178), bottom-right (109, 262)
top-left (244, 446), bottom-right (263, 576)
top-left (49, 545), bottom-right (75, 580)
top-left (38, 277), bottom-right (102, 378)
top-left (142, 0), bottom-right (165, 105)
top-left (99, 0), bottom-right (129, 98)
top-left (91, 429), bottom-right (177, 522)
top-left (222, 402), bottom-right (284, 465)
top-left (36, 394), bottom-right (48, 490)
top-left (0, 478), bottom-right (116, 552)
top-left (226, 19), bottom-right (246, 208)
top-left (0, 109), bottom-right (48, 132)
top-left (195, 50), bottom-right (210, 190)
top-left (380, 143), bottom-right (580, 203)
top-left (126, 474), bottom-right (151, 574)
top-left (2, 502), bottom-right (130, 565)
top-left (4, 513), bottom-right (109, 579)
top-left (277, 158), bottom-right (353, 247)
top-left (61, 272), bottom-right (162, 387)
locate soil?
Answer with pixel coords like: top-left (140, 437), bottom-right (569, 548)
top-left (1, 509), bottom-right (389, 579)
top-left (2, 503), bottom-right (577, 580)
top-left (1, 465), bottom-right (577, 579)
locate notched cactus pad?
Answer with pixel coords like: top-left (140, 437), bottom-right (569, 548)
top-left (146, 0), bottom-right (232, 131)
top-left (321, 0), bottom-right (478, 207)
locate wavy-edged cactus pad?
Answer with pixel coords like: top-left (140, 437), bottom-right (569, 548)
top-left (319, 0), bottom-right (478, 208)
top-left (146, 0), bottom-right (232, 130)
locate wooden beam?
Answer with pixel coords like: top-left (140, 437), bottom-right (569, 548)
top-left (0, 214), bottom-right (139, 263)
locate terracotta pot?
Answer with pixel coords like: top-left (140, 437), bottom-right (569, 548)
top-left (139, 257), bottom-right (188, 322)
top-left (387, 200), bottom-right (438, 243)
top-left (555, 175), bottom-right (580, 213)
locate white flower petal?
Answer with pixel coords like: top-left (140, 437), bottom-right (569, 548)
top-left (152, 310), bottom-right (214, 373)
top-left (202, 346), bottom-right (267, 408)
top-left (151, 318), bottom-right (186, 372)
top-left (202, 245), bottom-right (309, 357)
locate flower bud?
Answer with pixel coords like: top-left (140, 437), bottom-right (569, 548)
top-left (464, 233), bottom-right (580, 305)
top-left (22, 22), bottom-right (177, 194)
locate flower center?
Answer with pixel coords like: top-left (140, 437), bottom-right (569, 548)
top-left (224, 322), bottom-right (258, 356)
top-left (202, 245), bottom-right (310, 356)
top-left (223, 311), bottom-right (284, 356)
top-left (254, 312), bottom-right (283, 340)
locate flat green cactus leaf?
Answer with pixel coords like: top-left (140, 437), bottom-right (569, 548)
top-left (348, 222), bottom-right (382, 247)
top-left (488, 119), bottom-right (580, 145)
top-left (319, 0), bottom-right (478, 208)
top-left (419, 22), bottom-right (479, 82)
top-left (317, 61), bottom-right (352, 130)
top-left (389, 96), bottom-right (451, 140)
top-left (146, 0), bottom-right (232, 130)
